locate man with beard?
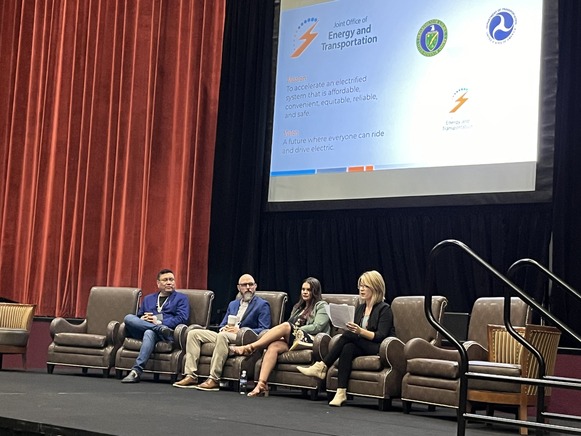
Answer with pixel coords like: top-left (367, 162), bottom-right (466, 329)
top-left (121, 268), bottom-right (190, 383)
top-left (173, 273), bottom-right (271, 391)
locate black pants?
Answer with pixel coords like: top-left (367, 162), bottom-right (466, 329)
top-left (323, 332), bottom-right (380, 388)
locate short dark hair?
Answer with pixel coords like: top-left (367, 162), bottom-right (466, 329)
top-left (157, 269), bottom-right (174, 280)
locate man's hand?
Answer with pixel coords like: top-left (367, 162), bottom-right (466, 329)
top-left (222, 325), bottom-right (239, 334)
top-left (142, 312), bottom-right (155, 323)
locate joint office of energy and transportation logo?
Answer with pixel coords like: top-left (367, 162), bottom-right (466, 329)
top-left (443, 88), bottom-right (473, 132)
top-left (450, 88), bottom-right (469, 113)
top-left (416, 19), bottom-right (448, 57)
top-left (291, 17), bottom-right (319, 58)
top-left (487, 8), bottom-right (517, 43)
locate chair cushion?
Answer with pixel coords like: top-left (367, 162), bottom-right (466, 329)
top-left (54, 332), bottom-right (106, 348)
top-left (402, 374), bottom-right (460, 407)
top-left (275, 362), bottom-right (307, 372)
top-left (0, 328), bottom-right (29, 347)
top-left (199, 342), bottom-right (217, 355)
top-left (51, 344), bottom-right (109, 356)
top-left (404, 373), bottom-right (460, 390)
top-left (123, 338), bottom-right (144, 351)
top-left (122, 338), bottom-right (173, 353)
top-left (407, 358), bottom-right (460, 379)
top-left (468, 360), bottom-right (522, 392)
top-left (276, 350), bottom-right (313, 364)
top-left (351, 355), bottom-right (383, 371)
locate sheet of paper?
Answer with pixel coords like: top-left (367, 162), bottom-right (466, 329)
top-left (325, 303), bottom-right (355, 329)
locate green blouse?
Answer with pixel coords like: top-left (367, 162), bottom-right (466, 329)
top-left (289, 300), bottom-right (331, 336)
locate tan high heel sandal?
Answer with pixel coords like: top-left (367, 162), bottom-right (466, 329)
top-left (247, 379), bottom-right (269, 397)
top-left (228, 344), bottom-right (255, 356)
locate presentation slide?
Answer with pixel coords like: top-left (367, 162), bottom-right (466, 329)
top-left (267, 0), bottom-right (552, 207)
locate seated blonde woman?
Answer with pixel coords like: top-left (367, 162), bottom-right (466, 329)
top-left (230, 276), bottom-right (330, 397)
top-left (297, 270), bottom-right (395, 407)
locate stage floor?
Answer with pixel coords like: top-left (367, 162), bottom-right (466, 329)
top-left (0, 369), bottom-right (530, 436)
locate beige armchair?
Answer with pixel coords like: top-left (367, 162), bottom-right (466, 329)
top-left (401, 296), bottom-right (530, 412)
top-left (325, 295), bottom-right (448, 410)
top-left (467, 324), bottom-right (561, 435)
top-left (0, 303), bottom-right (36, 370)
top-left (254, 293), bottom-right (360, 399)
top-left (196, 291), bottom-right (288, 386)
top-left (115, 289), bottom-right (214, 382)
top-left (47, 287), bottom-right (141, 376)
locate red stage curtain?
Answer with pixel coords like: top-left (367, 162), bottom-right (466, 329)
top-left (0, 0), bottom-right (225, 316)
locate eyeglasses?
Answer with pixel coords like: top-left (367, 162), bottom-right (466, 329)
top-left (159, 277), bottom-right (175, 282)
top-left (238, 282), bottom-right (256, 288)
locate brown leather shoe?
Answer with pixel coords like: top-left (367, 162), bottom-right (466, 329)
top-left (173, 375), bottom-right (198, 389)
top-left (194, 378), bottom-right (220, 391)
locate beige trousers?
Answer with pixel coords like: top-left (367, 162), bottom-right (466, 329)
top-left (183, 329), bottom-right (235, 380)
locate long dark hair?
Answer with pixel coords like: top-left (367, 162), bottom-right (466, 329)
top-left (292, 277), bottom-right (323, 322)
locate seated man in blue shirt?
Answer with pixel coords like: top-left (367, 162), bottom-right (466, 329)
top-left (121, 268), bottom-right (190, 383)
top-left (173, 273), bottom-right (271, 391)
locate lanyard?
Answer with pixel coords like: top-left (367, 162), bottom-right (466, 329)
top-left (157, 294), bottom-right (168, 313)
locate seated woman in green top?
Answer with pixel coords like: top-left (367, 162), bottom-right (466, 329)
top-left (230, 276), bottom-right (330, 397)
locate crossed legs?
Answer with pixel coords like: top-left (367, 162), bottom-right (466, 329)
top-left (230, 322), bottom-right (292, 356)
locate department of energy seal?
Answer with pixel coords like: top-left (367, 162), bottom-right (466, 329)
top-left (417, 19), bottom-right (448, 57)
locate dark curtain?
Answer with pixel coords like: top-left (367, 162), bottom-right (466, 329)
top-left (552, 0), bottom-right (581, 346)
top-left (259, 205), bottom-right (552, 313)
top-left (0, 0), bottom-right (225, 316)
top-left (210, 0), bottom-right (580, 343)
top-left (208, 0), bottom-right (274, 320)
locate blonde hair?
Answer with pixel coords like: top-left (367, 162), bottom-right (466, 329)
top-left (358, 270), bottom-right (386, 305)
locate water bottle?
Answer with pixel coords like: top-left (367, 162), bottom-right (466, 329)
top-left (239, 370), bottom-right (248, 395)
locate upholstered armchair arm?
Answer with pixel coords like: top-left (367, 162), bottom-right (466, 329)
top-left (382, 337), bottom-right (406, 374)
top-left (464, 340), bottom-right (488, 361)
top-left (312, 333), bottom-right (331, 361)
top-left (237, 327), bottom-right (258, 345)
top-left (256, 326), bottom-right (275, 340)
top-left (327, 332), bottom-right (343, 352)
top-left (117, 322), bottom-right (127, 344)
top-left (106, 320), bottom-right (121, 346)
top-left (49, 318), bottom-right (88, 338)
top-left (404, 337), bottom-right (462, 362)
top-left (173, 323), bottom-right (189, 348)
top-left (178, 324), bottom-right (204, 350)
top-left (403, 338), bottom-right (465, 381)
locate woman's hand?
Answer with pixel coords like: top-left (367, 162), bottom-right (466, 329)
top-left (346, 322), bottom-right (361, 336)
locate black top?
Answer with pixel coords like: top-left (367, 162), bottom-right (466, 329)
top-left (354, 301), bottom-right (395, 343)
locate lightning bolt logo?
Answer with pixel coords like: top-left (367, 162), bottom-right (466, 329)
top-left (450, 91), bottom-right (468, 113)
top-left (291, 22), bottom-right (318, 58)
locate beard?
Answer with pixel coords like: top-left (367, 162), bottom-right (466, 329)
top-left (242, 291), bottom-right (254, 302)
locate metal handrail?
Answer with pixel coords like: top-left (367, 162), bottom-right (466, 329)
top-left (424, 239), bottom-right (581, 435)
top-left (507, 257), bottom-right (581, 343)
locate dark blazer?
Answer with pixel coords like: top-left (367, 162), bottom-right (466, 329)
top-left (220, 295), bottom-right (271, 334)
top-left (137, 291), bottom-right (190, 329)
top-left (354, 301), bottom-right (395, 343)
